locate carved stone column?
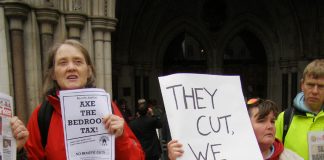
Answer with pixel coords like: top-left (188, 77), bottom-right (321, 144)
top-left (279, 59), bottom-right (298, 110)
top-left (36, 8), bottom-right (59, 74)
top-left (5, 3), bottom-right (29, 123)
top-left (91, 17), bottom-right (117, 92)
top-left (0, 7), bottom-right (10, 94)
top-left (104, 32), bottom-right (112, 95)
top-left (95, 30), bottom-right (105, 89)
top-left (65, 13), bottom-right (86, 40)
top-left (104, 18), bottom-right (117, 95)
top-left (92, 18), bottom-right (106, 89)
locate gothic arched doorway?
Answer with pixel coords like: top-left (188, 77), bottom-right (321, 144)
top-left (223, 30), bottom-right (267, 99)
top-left (163, 32), bottom-right (207, 75)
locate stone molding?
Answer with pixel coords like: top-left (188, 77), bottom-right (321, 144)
top-left (36, 8), bottom-right (59, 25)
top-left (65, 13), bottom-right (87, 39)
top-left (4, 2), bottom-right (29, 30)
top-left (36, 8), bottom-right (59, 35)
top-left (65, 13), bottom-right (87, 29)
top-left (91, 17), bottom-right (117, 32)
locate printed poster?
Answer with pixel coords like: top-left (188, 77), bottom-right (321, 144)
top-left (0, 92), bottom-right (16, 160)
top-left (60, 88), bottom-right (115, 160)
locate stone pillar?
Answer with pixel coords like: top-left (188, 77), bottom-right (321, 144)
top-left (104, 18), bottom-right (117, 94)
top-left (36, 9), bottom-right (59, 75)
top-left (91, 17), bottom-right (117, 91)
top-left (104, 32), bottom-right (112, 95)
top-left (5, 3), bottom-right (29, 123)
top-left (94, 29), bottom-right (105, 89)
top-left (65, 13), bottom-right (86, 40)
top-left (279, 59), bottom-right (298, 110)
top-left (0, 7), bottom-right (10, 94)
top-left (106, 0), bottom-right (116, 17)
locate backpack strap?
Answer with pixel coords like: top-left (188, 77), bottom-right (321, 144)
top-left (282, 107), bottom-right (295, 144)
top-left (38, 100), bottom-right (54, 149)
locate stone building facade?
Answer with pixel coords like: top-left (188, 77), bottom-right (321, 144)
top-left (1, 0), bottom-right (324, 123)
top-left (0, 0), bottom-right (116, 123)
top-left (113, 0), bottom-right (324, 114)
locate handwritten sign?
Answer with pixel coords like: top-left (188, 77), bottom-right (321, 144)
top-left (159, 73), bottom-right (262, 160)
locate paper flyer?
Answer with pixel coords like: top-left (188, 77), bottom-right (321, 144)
top-left (59, 88), bottom-right (115, 160)
top-left (308, 131), bottom-right (324, 160)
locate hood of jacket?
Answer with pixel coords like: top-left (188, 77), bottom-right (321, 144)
top-left (293, 92), bottom-right (324, 114)
top-left (293, 92), bottom-right (312, 113)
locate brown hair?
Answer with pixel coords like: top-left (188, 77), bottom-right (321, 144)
top-left (302, 59), bottom-right (324, 80)
top-left (247, 99), bottom-right (279, 120)
top-left (42, 39), bottom-right (96, 97)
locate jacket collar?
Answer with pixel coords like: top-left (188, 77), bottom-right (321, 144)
top-left (47, 90), bottom-right (61, 115)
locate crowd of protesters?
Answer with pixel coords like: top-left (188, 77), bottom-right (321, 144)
top-left (6, 39), bottom-right (324, 160)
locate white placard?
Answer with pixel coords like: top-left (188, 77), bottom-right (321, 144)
top-left (0, 92), bottom-right (16, 160)
top-left (158, 73), bottom-right (262, 160)
top-left (59, 88), bottom-right (115, 160)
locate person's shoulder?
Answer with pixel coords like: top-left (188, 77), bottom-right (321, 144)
top-left (278, 110), bottom-right (285, 116)
top-left (275, 111), bottom-right (285, 123)
top-left (28, 103), bottom-right (43, 120)
top-left (279, 148), bottom-right (304, 160)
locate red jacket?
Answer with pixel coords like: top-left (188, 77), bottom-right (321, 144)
top-left (25, 94), bottom-right (145, 160)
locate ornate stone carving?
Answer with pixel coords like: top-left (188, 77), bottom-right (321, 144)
top-left (104, 0), bottom-right (108, 16)
top-left (91, 17), bottom-right (117, 31)
top-left (4, 2), bottom-right (29, 24)
top-left (72, 0), bottom-right (82, 11)
top-left (65, 13), bottom-right (86, 39)
top-left (36, 8), bottom-right (59, 30)
top-left (65, 13), bottom-right (86, 28)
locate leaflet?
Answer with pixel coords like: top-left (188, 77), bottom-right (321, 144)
top-left (0, 92), bottom-right (16, 160)
top-left (59, 88), bottom-right (115, 160)
top-left (308, 131), bottom-right (324, 160)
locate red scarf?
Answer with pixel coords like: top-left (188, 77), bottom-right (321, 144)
top-left (268, 139), bottom-right (284, 160)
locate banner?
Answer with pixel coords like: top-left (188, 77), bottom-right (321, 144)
top-left (60, 88), bottom-right (115, 160)
top-left (159, 73), bottom-right (262, 160)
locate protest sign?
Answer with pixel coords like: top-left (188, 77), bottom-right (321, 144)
top-left (159, 73), bottom-right (262, 160)
top-left (60, 88), bottom-right (114, 160)
top-left (0, 92), bottom-right (16, 160)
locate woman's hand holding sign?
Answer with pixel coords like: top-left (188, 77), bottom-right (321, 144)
top-left (168, 140), bottom-right (184, 160)
top-left (103, 114), bottom-right (124, 137)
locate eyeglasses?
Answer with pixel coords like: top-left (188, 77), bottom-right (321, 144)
top-left (247, 98), bottom-right (264, 107)
top-left (304, 83), bottom-right (324, 91)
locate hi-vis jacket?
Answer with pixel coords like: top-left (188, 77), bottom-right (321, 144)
top-left (275, 92), bottom-right (324, 160)
top-left (25, 94), bottom-right (145, 160)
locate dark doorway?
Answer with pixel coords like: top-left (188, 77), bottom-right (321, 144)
top-left (163, 32), bottom-right (207, 75)
top-left (223, 30), bottom-right (267, 99)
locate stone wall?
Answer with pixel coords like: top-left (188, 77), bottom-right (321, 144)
top-left (0, 0), bottom-right (116, 123)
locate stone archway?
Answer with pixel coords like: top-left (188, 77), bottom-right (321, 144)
top-left (163, 32), bottom-right (207, 75)
top-left (215, 14), bottom-right (280, 100)
top-left (223, 30), bottom-right (267, 98)
top-left (152, 17), bottom-right (215, 75)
